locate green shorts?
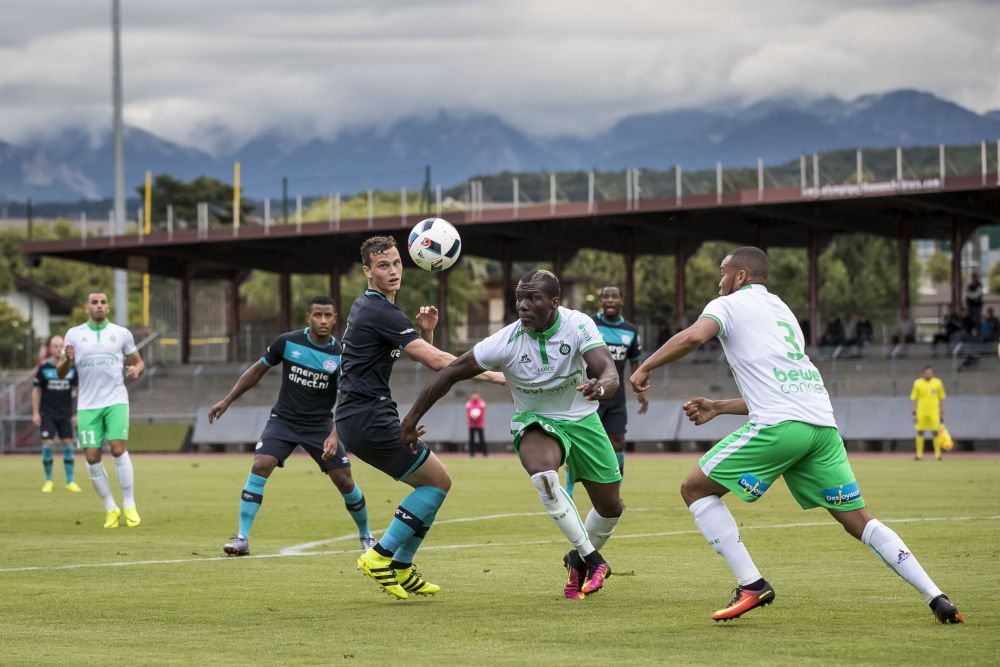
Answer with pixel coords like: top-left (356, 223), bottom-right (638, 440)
top-left (76, 404), bottom-right (130, 448)
top-left (699, 420), bottom-right (864, 512)
top-left (511, 411), bottom-right (622, 485)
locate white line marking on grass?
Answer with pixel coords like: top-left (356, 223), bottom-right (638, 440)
top-left (2, 513), bottom-right (997, 575)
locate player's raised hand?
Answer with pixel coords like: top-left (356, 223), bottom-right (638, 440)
top-left (63, 345), bottom-right (75, 363)
top-left (630, 367), bottom-right (650, 393)
top-left (415, 305), bottom-right (439, 331)
top-left (683, 397), bottom-right (717, 425)
top-left (208, 399), bottom-right (229, 424)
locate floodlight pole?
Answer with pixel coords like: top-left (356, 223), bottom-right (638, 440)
top-left (111, 0), bottom-right (128, 325)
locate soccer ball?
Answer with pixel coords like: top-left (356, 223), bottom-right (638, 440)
top-left (407, 217), bottom-right (462, 272)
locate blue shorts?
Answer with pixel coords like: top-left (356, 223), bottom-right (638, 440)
top-left (256, 417), bottom-right (350, 473)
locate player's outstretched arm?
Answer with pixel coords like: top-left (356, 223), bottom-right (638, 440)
top-left (630, 359), bottom-right (649, 415)
top-left (208, 361), bottom-right (270, 423)
top-left (401, 351), bottom-right (484, 446)
top-left (579, 346), bottom-right (619, 400)
top-left (683, 397), bottom-right (748, 425)
top-left (630, 317), bottom-right (720, 393)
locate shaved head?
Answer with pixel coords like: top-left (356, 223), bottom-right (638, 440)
top-left (518, 269), bottom-right (560, 298)
top-left (726, 246), bottom-right (769, 284)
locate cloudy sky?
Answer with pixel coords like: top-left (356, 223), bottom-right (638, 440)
top-left (2, 0), bottom-right (998, 152)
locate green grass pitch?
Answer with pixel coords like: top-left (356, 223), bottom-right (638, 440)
top-left (3, 453), bottom-right (998, 665)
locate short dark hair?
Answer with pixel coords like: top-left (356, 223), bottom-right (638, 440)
top-left (308, 295), bottom-right (335, 310)
top-left (727, 246), bottom-right (769, 283)
top-left (518, 269), bottom-right (560, 298)
top-left (360, 236), bottom-right (397, 267)
top-left (601, 285), bottom-right (622, 296)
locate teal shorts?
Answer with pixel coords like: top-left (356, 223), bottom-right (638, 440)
top-left (512, 411), bottom-right (622, 485)
top-left (699, 421), bottom-right (865, 511)
top-left (76, 404), bottom-right (130, 448)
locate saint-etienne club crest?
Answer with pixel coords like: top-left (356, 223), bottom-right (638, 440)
top-left (558, 342), bottom-right (571, 355)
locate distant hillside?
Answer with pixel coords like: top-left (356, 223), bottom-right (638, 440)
top-left (2, 89), bottom-right (999, 202)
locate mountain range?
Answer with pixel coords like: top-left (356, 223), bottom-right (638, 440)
top-left (2, 89), bottom-right (999, 203)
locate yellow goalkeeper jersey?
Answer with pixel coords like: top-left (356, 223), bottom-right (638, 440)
top-left (910, 377), bottom-right (945, 417)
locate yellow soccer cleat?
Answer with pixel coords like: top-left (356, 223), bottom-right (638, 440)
top-left (41, 481), bottom-right (54, 493)
top-left (65, 482), bottom-right (83, 493)
top-left (357, 548), bottom-right (408, 600)
top-left (394, 564), bottom-right (440, 595)
top-left (103, 508), bottom-right (121, 528)
top-left (123, 506), bottom-right (141, 528)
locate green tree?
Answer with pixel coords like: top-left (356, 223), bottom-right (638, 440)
top-left (990, 261), bottom-right (1000, 293)
top-left (924, 249), bottom-right (951, 284)
top-left (0, 301), bottom-right (30, 368)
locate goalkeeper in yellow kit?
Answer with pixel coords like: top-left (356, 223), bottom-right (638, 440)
top-left (910, 366), bottom-right (945, 461)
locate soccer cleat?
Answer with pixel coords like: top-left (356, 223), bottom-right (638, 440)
top-left (41, 481), bottom-right (54, 493)
top-left (123, 506), bottom-right (141, 528)
top-left (563, 550), bottom-right (586, 600)
top-left (712, 581), bottom-right (776, 621)
top-left (580, 552), bottom-right (612, 596)
top-left (103, 508), bottom-right (121, 528)
top-left (65, 482), bottom-right (83, 493)
top-left (360, 534), bottom-right (377, 552)
top-left (394, 564), bottom-right (440, 595)
top-left (356, 548), bottom-right (408, 600)
top-left (223, 536), bottom-right (250, 556)
top-left (929, 594), bottom-right (964, 624)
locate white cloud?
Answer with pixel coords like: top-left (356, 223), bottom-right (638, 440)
top-left (0, 0), bottom-right (996, 150)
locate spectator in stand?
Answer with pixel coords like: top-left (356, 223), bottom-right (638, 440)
top-left (980, 307), bottom-right (999, 343)
top-left (465, 391), bottom-right (487, 458)
top-left (965, 272), bottom-right (984, 327)
top-left (892, 307), bottom-right (917, 354)
top-left (931, 307), bottom-right (963, 355)
top-left (846, 312), bottom-right (873, 357)
top-left (820, 314), bottom-right (845, 353)
top-left (655, 320), bottom-right (673, 350)
top-left (799, 317), bottom-right (812, 347)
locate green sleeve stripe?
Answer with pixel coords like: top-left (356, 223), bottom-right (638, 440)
top-left (700, 313), bottom-right (724, 336)
top-left (580, 341), bottom-right (606, 354)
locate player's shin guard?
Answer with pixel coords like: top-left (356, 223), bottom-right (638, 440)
top-left (391, 509), bottom-right (436, 568)
top-left (585, 507), bottom-right (620, 551)
top-left (113, 452), bottom-right (135, 507)
top-left (341, 485), bottom-right (370, 538)
top-left (689, 495), bottom-right (762, 586)
top-left (378, 486), bottom-right (447, 554)
top-left (63, 444), bottom-right (75, 483)
top-left (861, 519), bottom-right (943, 603)
top-left (531, 470), bottom-right (595, 557)
top-left (41, 444), bottom-right (54, 481)
top-left (87, 462), bottom-right (118, 511)
top-left (238, 472), bottom-right (267, 538)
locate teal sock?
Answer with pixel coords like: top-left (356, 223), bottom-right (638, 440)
top-left (63, 444), bottom-right (75, 483)
top-left (378, 486), bottom-right (447, 554)
top-left (616, 451), bottom-right (625, 476)
top-left (41, 445), bottom-right (54, 481)
top-left (390, 508), bottom-right (437, 568)
top-left (238, 472), bottom-right (268, 539)
top-left (564, 469), bottom-right (575, 498)
top-left (341, 485), bottom-right (370, 538)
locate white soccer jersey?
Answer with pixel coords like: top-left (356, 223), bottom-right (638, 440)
top-left (63, 320), bottom-right (136, 410)
top-left (701, 284), bottom-right (837, 428)
top-left (473, 307), bottom-right (606, 420)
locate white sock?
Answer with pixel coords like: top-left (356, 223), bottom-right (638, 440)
top-left (862, 519), bottom-right (942, 603)
top-left (114, 452), bottom-right (135, 508)
top-left (530, 470), bottom-right (595, 557)
top-left (87, 462), bottom-right (118, 512)
top-left (585, 507), bottom-right (620, 551)
top-left (689, 495), bottom-right (762, 586)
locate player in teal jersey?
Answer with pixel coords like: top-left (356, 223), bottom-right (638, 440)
top-left (565, 285), bottom-right (647, 497)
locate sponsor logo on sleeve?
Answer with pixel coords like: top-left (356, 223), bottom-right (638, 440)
top-left (400, 328), bottom-right (415, 335)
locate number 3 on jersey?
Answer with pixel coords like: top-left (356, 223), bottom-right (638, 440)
top-left (776, 320), bottom-right (804, 361)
